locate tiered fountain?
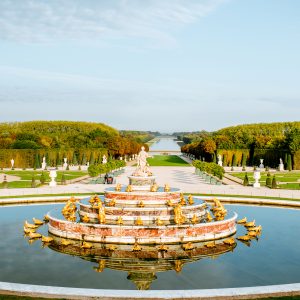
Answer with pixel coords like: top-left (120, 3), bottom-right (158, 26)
top-left (47, 147), bottom-right (237, 246)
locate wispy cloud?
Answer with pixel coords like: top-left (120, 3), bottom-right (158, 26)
top-left (0, 0), bottom-right (226, 45)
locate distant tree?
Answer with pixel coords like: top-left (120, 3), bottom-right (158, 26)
top-left (222, 154), bottom-right (227, 167)
top-left (72, 152), bottom-right (78, 165)
top-left (241, 153), bottom-right (247, 167)
top-left (212, 153), bottom-right (216, 163)
top-left (81, 153), bottom-right (87, 165)
top-left (56, 152), bottom-right (61, 167)
top-left (202, 139), bottom-right (216, 154)
top-left (232, 154), bottom-right (237, 167)
top-left (287, 154), bottom-right (292, 171)
top-left (33, 153), bottom-right (40, 169)
top-left (243, 173), bottom-right (249, 186)
top-left (89, 152), bottom-right (95, 165)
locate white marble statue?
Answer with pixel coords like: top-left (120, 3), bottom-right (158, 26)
top-left (259, 159), bottom-right (264, 169)
top-left (133, 146), bottom-right (150, 176)
top-left (217, 154), bottom-right (223, 167)
top-left (102, 155), bottom-right (107, 164)
top-left (41, 156), bottom-right (47, 170)
top-left (10, 158), bottom-right (14, 169)
top-left (253, 169), bottom-right (261, 188)
top-left (279, 158), bottom-right (284, 171)
top-left (63, 158), bottom-right (68, 170)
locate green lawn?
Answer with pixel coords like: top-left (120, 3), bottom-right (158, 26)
top-left (230, 171), bottom-right (300, 190)
top-left (147, 155), bottom-right (189, 166)
top-left (0, 170), bottom-right (88, 189)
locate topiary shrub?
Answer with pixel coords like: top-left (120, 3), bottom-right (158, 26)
top-left (40, 172), bottom-right (46, 185)
top-left (61, 173), bottom-right (66, 185)
top-left (243, 173), bottom-right (249, 186)
top-left (265, 172), bottom-right (271, 187)
top-left (88, 165), bottom-right (99, 177)
top-left (271, 175), bottom-right (277, 189)
top-left (31, 174), bottom-right (36, 188)
top-left (2, 175), bottom-right (8, 189)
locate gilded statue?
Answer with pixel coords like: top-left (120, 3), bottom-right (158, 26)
top-left (173, 204), bottom-right (185, 225)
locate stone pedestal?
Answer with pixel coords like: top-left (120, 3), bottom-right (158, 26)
top-left (128, 175), bottom-right (156, 191)
top-left (49, 170), bottom-right (57, 187)
top-left (253, 170), bottom-right (261, 188)
top-left (279, 163), bottom-right (284, 171)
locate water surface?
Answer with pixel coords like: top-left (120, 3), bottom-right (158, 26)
top-left (149, 137), bottom-right (181, 152)
top-left (1, 203), bottom-right (300, 290)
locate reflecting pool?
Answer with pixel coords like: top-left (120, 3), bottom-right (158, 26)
top-left (1, 203), bottom-right (300, 290)
top-left (149, 137), bottom-right (181, 152)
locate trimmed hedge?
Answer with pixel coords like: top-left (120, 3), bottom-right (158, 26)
top-left (88, 160), bottom-right (126, 177)
top-left (193, 160), bottom-right (225, 179)
top-left (217, 149), bottom-right (250, 167)
top-left (0, 148), bottom-right (107, 169)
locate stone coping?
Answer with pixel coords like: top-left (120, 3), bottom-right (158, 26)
top-left (1, 281), bottom-right (300, 299)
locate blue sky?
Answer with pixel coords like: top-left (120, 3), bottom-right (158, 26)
top-left (0, 0), bottom-right (299, 132)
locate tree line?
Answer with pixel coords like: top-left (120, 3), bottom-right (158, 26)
top-left (0, 121), bottom-right (150, 168)
top-left (180, 122), bottom-right (300, 169)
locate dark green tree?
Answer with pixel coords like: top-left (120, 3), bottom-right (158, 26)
top-left (287, 154), bottom-right (292, 171)
top-left (243, 173), bottom-right (249, 186)
top-left (241, 153), bottom-right (247, 168)
top-left (72, 152), bottom-right (78, 165)
top-left (212, 153), bottom-right (216, 163)
top-left (232, 154), bottom-right (237, 167)
top-left (33, 153), bottom-right (41, 169)
top-left (89, 152), bottom-right (95, 165)
top-left (81, 153), bottom-right (87, 165)
top-left (56, 152), bottom-right (62, 167)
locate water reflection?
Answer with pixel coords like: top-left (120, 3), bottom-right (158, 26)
top-left (47, 236), bottom-right (236, 290)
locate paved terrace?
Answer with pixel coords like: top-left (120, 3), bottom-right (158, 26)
top-left (0, 166), bottom-right (299, 199)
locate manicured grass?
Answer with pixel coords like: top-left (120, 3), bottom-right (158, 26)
top-left (147, 155), bottom-right (189, 166)
top-left (0, 170), bottom-right (88, 189)
top-left (231, 171), bottom-right (300, 190)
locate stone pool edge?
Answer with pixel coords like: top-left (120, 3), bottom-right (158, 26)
top-left (1, 281), bottom-right (300, 299)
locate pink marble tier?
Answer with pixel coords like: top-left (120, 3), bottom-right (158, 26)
top-left (79, 202), bottom-right (206, 225)
top-left (104, 190), bottom-right (181, 202)
top-left (47, 212), bottom-right (237, 244)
